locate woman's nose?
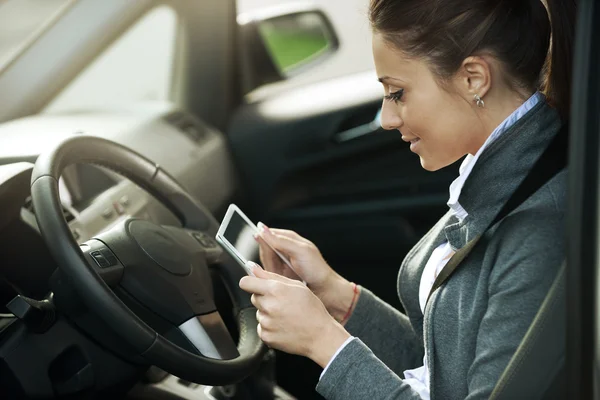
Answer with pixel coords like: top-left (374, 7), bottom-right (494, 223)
top-left (380, 100), bottom-right (403, 130)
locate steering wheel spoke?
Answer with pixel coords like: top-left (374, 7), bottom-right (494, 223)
top-left (179, 312), bottom-right (240, 360)
top-left (80, 239), bottom-right (124, 287)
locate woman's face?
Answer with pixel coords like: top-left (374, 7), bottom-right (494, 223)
top-left (372, 33), bottom-right (485, 171)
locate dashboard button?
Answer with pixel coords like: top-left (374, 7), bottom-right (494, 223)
top-left (113, 202), bottom-right (125, 215)
top-left (119, 195), bottom-right (130, 207)
top-left (90, 251), bottom-right (110, 268)
top-left (101, 208), bottom-right (114, 219)
top-left (100, 249), bottom-right (118, 266)
top-left (192, 232), bottom-right (217, 248)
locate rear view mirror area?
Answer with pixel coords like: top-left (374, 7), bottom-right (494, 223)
top-left (258, 11), bottom-right (336, 76)
top-left (238, 6), bottom-right (339, 93)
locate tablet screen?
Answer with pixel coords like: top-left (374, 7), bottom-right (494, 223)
top-left (223, 210), bottom-right (260, 264)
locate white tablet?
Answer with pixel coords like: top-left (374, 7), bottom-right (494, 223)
top-left (215, 204), bottom-right (295, 276)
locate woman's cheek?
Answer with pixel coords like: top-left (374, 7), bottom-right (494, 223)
top-left (403, 108), bottom-right (430, 139)
top-left (415, 137), bottom-right (449, 171)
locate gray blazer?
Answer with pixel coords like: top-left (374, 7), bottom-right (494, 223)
top-left (316, 101), bottom-right (566, 400)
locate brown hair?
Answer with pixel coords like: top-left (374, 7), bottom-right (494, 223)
top-left (369, 0), bottom-right (576, 119)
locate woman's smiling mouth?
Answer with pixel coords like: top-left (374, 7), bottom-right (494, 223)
top-left (402, 136), bottom-right (421, 152)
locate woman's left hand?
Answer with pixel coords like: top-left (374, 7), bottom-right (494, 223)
top-left (239, 262), bottom-right (351, 367)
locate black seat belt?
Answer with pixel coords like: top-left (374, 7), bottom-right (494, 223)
top-left (426, 123), bottom-right (569, 305)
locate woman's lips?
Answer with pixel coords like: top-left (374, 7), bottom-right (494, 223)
top-left (401, 135), bottom-right (421, 152)
top-left (409, 138), bottom-right (421, 152)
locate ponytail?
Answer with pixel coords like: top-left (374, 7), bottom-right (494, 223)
top-left (541, 0), bottom-right (577, 119)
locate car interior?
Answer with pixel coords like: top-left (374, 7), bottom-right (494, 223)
top-left (0, 0), bottom-right (597, 399)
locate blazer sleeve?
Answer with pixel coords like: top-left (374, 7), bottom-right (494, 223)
top-left (341, 287), bottom-right (423, 376)
top-left (317, 338), bottom-right (426, 400)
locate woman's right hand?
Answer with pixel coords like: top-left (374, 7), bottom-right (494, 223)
top-left (254, 223), bottom-right (358, 322)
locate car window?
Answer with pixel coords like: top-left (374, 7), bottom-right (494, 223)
top-left (0, 0), bottom-right (73, 71)
top-left (43, 5), bottom-right (177, 114)
top-left (237, 0), bottom-right (374, 92)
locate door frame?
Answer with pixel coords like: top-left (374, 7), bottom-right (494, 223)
top-left (566, 0), bottom-right (599, 397)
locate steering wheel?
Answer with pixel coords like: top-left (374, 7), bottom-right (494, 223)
top-left (30, 136), bottom-right (267, 385)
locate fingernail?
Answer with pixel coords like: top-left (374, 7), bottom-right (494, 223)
top-left (257, 222), bottom-right (266, 236)
top-left (244, 261), bottom-right (257, 276)
top-left (250, 262), bottom-right (263, 274)
top-left (259, 223), bottom-right (272, 236)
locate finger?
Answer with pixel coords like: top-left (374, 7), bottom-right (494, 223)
top-left (239, 275), bottom-right (270, 295)
top-left (250, 294), bottom-right (263, 309)
top-left (257, 229), bottom-right (309, 258)
top-left (256, 235), bottom-right (284, 271)
top-left (258, 222), bottom-right (306, 242)
top-left (264, 226), bottom-right (313, 246)
top-left (257, 322), bottom-right (263, 340)
top-left (248, 262), bottom-right (299, 284)
top-left (257, 233), bottom-right (298, 271)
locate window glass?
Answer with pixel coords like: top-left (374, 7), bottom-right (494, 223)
top-left (0, 0), bottom-right (72, 70)
top-left (258, 12), bottom-right (331, 74)
top-left (44, 5), bottom-right (177, 114)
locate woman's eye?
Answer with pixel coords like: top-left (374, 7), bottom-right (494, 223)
top-left (384, 89), bottom-right (404, 103)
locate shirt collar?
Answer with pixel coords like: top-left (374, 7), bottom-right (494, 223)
top-left (447, 92), bottom-right (544, 221)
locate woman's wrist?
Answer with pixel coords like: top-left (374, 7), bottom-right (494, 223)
top-left (314, 274), bottom-right (359, 324)
top-left (308, 319), bottom-right (351, 368)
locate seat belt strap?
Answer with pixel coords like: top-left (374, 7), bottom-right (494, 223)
top-left (426, 123), bottom-right (568, 306)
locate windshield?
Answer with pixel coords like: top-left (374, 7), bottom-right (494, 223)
top-left (0, 0), bottom-right (73, 70)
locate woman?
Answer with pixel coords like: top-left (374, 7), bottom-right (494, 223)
top-left (239, 0), bottom-right (574, 398)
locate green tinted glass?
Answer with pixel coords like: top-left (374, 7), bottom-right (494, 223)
top-left (258, 12), bottom-right (330, 74)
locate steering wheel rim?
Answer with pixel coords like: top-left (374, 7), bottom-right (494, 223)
top-left (30, 135), bottom-right (267, 385)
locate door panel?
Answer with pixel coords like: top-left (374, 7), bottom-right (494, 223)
top-left (228, 71), bottom-right (458, 398)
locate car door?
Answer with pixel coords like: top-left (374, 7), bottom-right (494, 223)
top-left (229, 3), bottom-right (459, 398)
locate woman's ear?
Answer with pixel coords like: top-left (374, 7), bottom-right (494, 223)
top-left (458, 56), bottom-right (492, 101)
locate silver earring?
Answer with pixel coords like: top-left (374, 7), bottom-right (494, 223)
top-left (474, 94), bottom-right (485, 108)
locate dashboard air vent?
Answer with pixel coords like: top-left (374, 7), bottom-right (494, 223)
top-left (23, 196), bottom-right (76, 223)
top-left (163, 112), bottom-right (209, 142)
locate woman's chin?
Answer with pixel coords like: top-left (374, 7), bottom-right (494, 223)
top-left (419, 156), bottom-right (447, 172)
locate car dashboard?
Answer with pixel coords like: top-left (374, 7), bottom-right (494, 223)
top-left (0, 104), bottom-right (249, 399)
top-left (0, 103), bottom-right (239, 243)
